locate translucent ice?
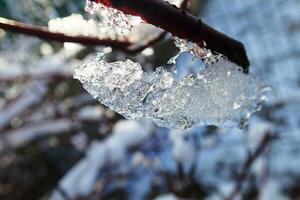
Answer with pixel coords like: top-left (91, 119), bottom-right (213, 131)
top-left (74, 53), bottom-right (270, 129)
top-left (85, 0), bottom-right (100, 15)
top-left (85, 0), bottom-right (143, 34)
top-left (84, 0), bottom-right (184, 34)
top-left (174, 37), bottom-right (222, 64)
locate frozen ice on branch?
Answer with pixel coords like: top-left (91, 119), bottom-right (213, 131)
top-left (84, 0), bottom-right (184, 34)
top-left (74, 53), bottom-right (270, 129)
top-left (174, 37), bottom-right (222, 64)
top-left (85, 0), bottom-right (143, 34)
top-left (76, 0), bottom-right (266, 129)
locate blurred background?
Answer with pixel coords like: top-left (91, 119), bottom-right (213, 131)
top-left (0, 0), bottom-right (300, 199)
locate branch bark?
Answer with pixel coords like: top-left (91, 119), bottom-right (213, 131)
top-left (95, 0), bottom-right (250, 72)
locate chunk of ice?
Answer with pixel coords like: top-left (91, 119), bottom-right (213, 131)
top-left (74, 53), bottom-right (270, 129)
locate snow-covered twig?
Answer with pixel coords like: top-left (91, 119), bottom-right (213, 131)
top-left (0, 81), bottom-right (47, 130)
top-left (224, 132), bottom-right (275, 200)
top-left (1, 118), bottom-right (77, 149)
top-left (0, 17), bottom-right (131, 49)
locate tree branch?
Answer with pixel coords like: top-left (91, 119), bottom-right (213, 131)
top-left (224, 132), bottom-right (275, 200)
top-left (93, 0), bottom-right (250, 72)
top-left (0, 17), bottom-right (168, 56)
top-left (0, 17), bottom-right (131, 49)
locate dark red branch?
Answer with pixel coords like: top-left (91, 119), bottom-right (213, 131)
top-left (95, 0), bottom-right (250, 71)
top-left (0, 17), bottom-right (131, 49)
top-left (224, 133), bottom-right (275, 200)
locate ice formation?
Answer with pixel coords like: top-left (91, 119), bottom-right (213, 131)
top-left (49, 14), bottom-right (101, 37)
top-left (173, 37), bottom-right (222, 64)
top-left (84, 0), bottom-right (184, 34)
top-left (48, 14), bottom-right (128, 41)
top-left (74, 53), bottom-right (270, 129)
top-left (85, 0), bottom-right (143, 34)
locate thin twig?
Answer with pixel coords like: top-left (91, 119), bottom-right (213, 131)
top-left (0, 17), bottom-right (169, 56)
top-left (224, 132), bottom-right (275, 200)
top-left (0, 17), bottom-right (131, 49)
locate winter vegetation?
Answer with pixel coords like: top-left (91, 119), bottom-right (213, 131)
top-left (0, 0), bottom-right (300, 200)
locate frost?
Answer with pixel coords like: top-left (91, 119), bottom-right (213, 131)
top-left (85, 0), bottom-right (143, 34)
top-left (47, 14), bottom-right (163, 44)
top-left (174, 37), bottom-right (222, 64)
top-left (49, 14), bottom-right (99, 37)
top-left (74, 52), bottom-right (270, 129)
top-left (84, 0), bottom-right (100, 15)
top-left (48, 14), bottom-right (127, 41)
top-left (84, 0), bottom-right (184, 35)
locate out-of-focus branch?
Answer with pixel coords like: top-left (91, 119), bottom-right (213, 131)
top-left (0, 17), bottom-right (167, 56)
top-left (0, 17), bottom-right (131, 49)
top-left (224, 132), bottom-right (275, 200)
top-left (92, 0), bottom-right (250, 72)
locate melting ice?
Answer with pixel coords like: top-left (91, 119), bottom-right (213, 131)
top-left (74, 52), bottom-right (270, 129)
top-left (85, 0), bottom-right (143, 34)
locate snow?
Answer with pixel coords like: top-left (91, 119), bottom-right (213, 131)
top-left (85, 0), bottom-right (143, 34)
top-left (246, 117), bottom-right (273, 151)
top-left (200, 0), bottom-right (300, 196)
top-left (48, 14), bottom-right (127, 40)
top-left (76, 105), bottom-right (105, 120)
top-left (50, 119), bottom-right (155, 199)
top-left (154, 193), bottom-right (179, 200)
top-left (1, 0), bottom-right (300, 198)
top-left (170, 130), bottom-right (195, 167)
top-left (259, 180), bottom-right (289, 200)
top-left (47, 14), bottom-right (165, 51)
top-left (2, 119), bottom-right (74, 148)
top-left (49, 14), bottom-right (99, 37)
top-left (0, 81), bottom-right (47, 129)
top-left (74, 52), bottom-right (269, 129)
top-left (174, 37), bottom-right (221, 64)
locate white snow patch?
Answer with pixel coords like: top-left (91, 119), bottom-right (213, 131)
top-left (50, 119), bottom-right (154, 199)
top-left (154, 193), bottom-right (179, 200)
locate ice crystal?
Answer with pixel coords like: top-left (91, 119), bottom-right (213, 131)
top-left (84, 0), bottom-right (100, 15)
top-left (74, 53), bottom-right (270, 129)
top-left (85, 0), bottom-right (143, 34)
top-left (174, 37), bottom-right (222, 64)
